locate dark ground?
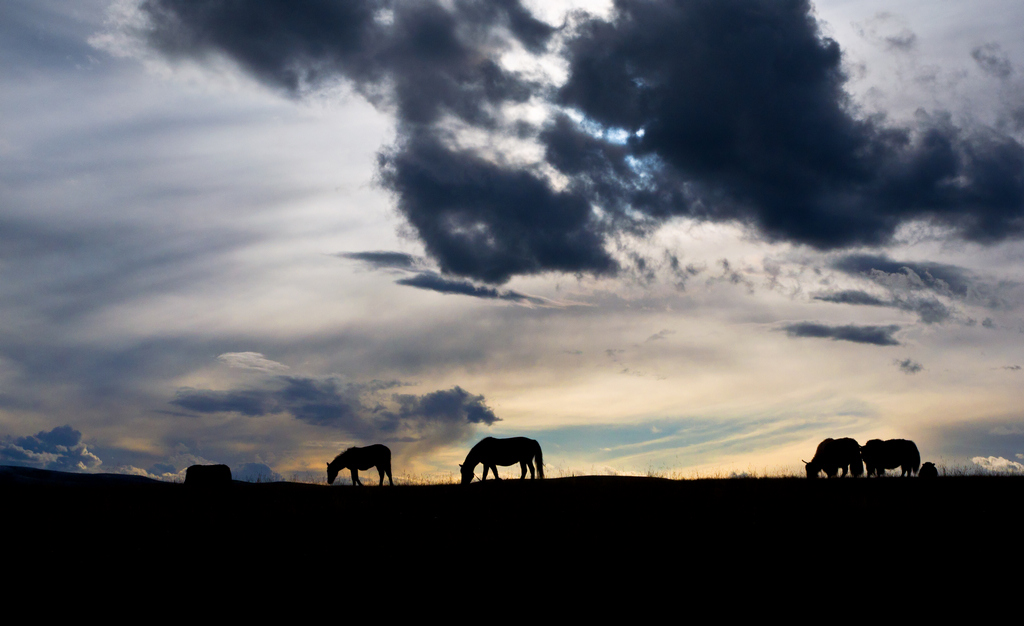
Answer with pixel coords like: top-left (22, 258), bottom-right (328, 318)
top-left (4, 466), bottom-right (1020, 610)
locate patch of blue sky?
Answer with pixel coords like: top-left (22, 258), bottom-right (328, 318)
top-left (491, 412), bottom-right (862, 467)
top-left (561, 107), bottom-right (641, 145)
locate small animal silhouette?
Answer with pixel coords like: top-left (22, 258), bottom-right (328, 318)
top-left (460, 436), bottom-right (543, 484)
top-left (803, 438), bottom-right (863, 478)
top-left (327, 444), bottom-right (393, 486)
top-left (861, 439), bottom-right (921, 477)
top-left (919, 461), bottom-right (938, 478)
top-left (184, 464), bottom-right (232, 486)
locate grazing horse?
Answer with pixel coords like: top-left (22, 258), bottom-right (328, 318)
top-left (460, 437), bottom-right (543, 485)
top-left (327, 444), bottom-right (393, 486)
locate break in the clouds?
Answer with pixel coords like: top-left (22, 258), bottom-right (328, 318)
top-left (781, 322), bottom-right (901, 346)
top-left (172, 377), bottom-right (499, 450)
top-left (0, 425), bottom-right (102, 471)
top-left (124, 0), bottom-right (1024, 285)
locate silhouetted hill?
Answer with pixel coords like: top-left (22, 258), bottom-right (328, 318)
top-left (5, 466), bottom-right (1018, 608)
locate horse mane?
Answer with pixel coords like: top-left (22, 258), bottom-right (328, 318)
top-left (329, 447), bottom-right (358, 466)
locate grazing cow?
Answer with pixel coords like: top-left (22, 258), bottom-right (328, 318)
top-left (184, 464), bottom-right (232, 486)
top-left (919, 461), bottom-right (938, 478)
top-left (804, 438), bottom-right (863, 478)
top-left (861, 439), bottom-right (921, 477)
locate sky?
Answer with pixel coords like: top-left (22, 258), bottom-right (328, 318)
top-left (2, 0), bottom-right (1024, 481)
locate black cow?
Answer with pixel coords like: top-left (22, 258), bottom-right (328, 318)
top-left (861, 439), bottom-right (920, 477)
top-left (919, 461), bottom-right (938, 478)
top-left (804, 438), bottom-right (863, 478)
top-left (184, 464), bottom-right (232, 486)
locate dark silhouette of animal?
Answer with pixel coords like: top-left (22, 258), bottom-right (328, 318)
top-left (460, 437), bottom-right (543, 484)
top-left (919, 461), bottom-right (938, 478)
top-left (803, 438), bottom-right (863, 478)
top-left (327, 444), bottom-right (393, 486)
top-left (184, 464), bottom-right (232, 486)
top-left (861, 439), bottom-right (921, 476)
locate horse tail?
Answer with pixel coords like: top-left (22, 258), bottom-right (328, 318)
top-left (535, 441), bottom-right (544, 479)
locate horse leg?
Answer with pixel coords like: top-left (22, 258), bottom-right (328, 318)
top-left (386, 464), bottom-right (393, 486)
top-left (481, 465), bottom-right (489, 481)
top-left (491, 465), bottom-right (500, 480)
top-left (377, 466), bottom-right (385, 486)
top-left (520, 461), bottom-right (527, 479)
top-left (351, 469), bottom-right (361, 486)
top-left (527, 460), bottom-right (535, 479)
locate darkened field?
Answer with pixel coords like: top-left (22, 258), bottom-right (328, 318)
top-left (5, 466), bottom-right (1020, 603)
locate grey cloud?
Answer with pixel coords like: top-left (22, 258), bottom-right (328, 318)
top-left (338, 251), bottom-right (422, 270)
top-left (831, 254), bottom-right (977, 299)
top-left (895, 358), bottom-right (923, 374)
top-left (339, 251), bottom-right (556, 305)
top-left (646, 329), bottom-right (675, 342)
top-left (170, 376), bottom-right (498, 450)
top-left (813, 290), bottom-right (950, 327)
top-left (825, 253), bottom-right (1019, 323)
top-left (131, 0), bottom-right (1024, 285)
top-left (395, 271), bottom-right (549, 306)
top-left (0, 424), bottom-right (102, 472)
top-left (972, 43), bottom-right (1013, 79)
top-left (813, 290), bottom-right (889, 307)
top-left (781, 322), bottom-right (901, 346)
top-left (233, 462), bottom-right (284, 482)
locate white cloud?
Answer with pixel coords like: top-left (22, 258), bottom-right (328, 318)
top-left (972, 456), bottom-right (1024, 473)
top-left (217, 352), bottom-right (289, 372)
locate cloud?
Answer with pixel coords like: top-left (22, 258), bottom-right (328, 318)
top-left (645, 329), bottom-right (675, 342)
top-left (0, 425), bottom-right (102, 472)
top-left (972, 43), bottom-right (1013, 79)
top-left (127, 0), bottom-right (1024, 285)
top-left (780, 322), bottom-right (901, 346)
top-left (894, 358), bottom-right (923, 374)
top-left (337, 251), bottom-right (422, 271)
top-left (831, 254), bottom-right (977, 299)
top-left (972, 455), bottom-right (1024, 473)
top-left (217, 352), bottom-right (289, 372)
top-left (233, 462), bottom-right (284, 482)
top-left (813, 290), bottom-right (889, 307)
top-left (813, 288), bottom-right (952, 325)
top-left (395, 272), bottom-right (551, 306)
top-left (823, 253), bottom-right (1020, 323)
top-left (170, 376), bottom-right (498, 452)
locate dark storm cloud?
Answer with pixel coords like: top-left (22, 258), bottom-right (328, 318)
top-left (0, 425), bottom-right (102, 472)
top-left (137, 0), bottom-right (1024, 283)
top-left (780, 322), bottom-right (901, 346)
top-left (171, 376), bottom-right (498, 446)
top-left (552, 0), bottom-right (1024, 249)
top-left (377, 132), bottom-right (617, 282)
